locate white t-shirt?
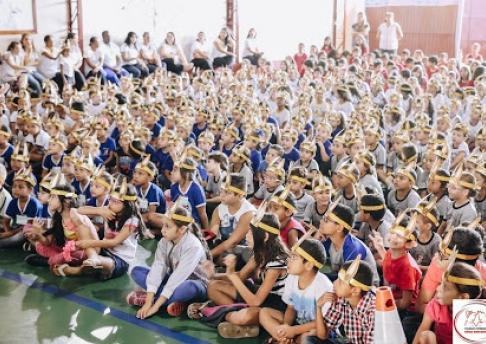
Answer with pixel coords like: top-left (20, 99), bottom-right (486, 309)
top-left (282, 272), bottom-right (333, 324)
top-left (242, 38), bottom-right (258, 57)
top-left (378, 22), bottom-right (402, 50)
top-left (140, 42), bottom-right (157, 61)
top-left (120, 43), bottom-right (139, 65)
top-left (25, 129), bottom-right (50, 150)
top-left (273, 108), bottom-right (291, 128)
top-left (160, 43), bottom-right (180, 63)
top-left (59, 54), bottom-right (75, 78)
top-left (37, 48), bottom-right (59, 79)
top-left (84, 47), bottom-right (104, 74)
top-left (106, 216), bottom-right (139, 263)
top-left (102, 42), bottom-right (121, 69)
top-left (191, 40), bottom-right (209, 60)
top-left (0, 52), bottom-right (23, 80)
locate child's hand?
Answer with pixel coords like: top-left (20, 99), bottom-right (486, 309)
top-left (32, 218), bottom-right (45, 231)
top-left (223, 254), bottom-right (237, 273)
top-left (136, 302), bottom-right (155, 319)
top-left (369, 231), bottom-right (384, 251)
top-left (98, 207), bottom-right (116, 221)
top-left (202, 260), bottom-right (215, 279)
top-left (317, 292), bottom-right (337, 307)
top-left (276, 324), bottom-right (295, 339)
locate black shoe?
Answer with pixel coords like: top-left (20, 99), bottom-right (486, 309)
top-left (24, 254), bottom-right (48, 267)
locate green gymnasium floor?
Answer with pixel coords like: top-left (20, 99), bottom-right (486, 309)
top-left (0, 241), bottom-right (264, 344)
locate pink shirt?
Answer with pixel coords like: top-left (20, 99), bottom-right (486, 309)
top-left (425, 298), bottom-right (452, 344)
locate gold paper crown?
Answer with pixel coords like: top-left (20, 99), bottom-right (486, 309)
top-left (290, 226), bottom-right (322, 269)
top-left (312, 174), bottom-right (333, 193)
top-left (135, 155), bottom-right (157, 177)
top-left (338, 255), bottom-right (372, 291)
top-left (390, 211), bottom-right (417, 241)
top-left (440, 227), bottom-right (481, 261)
top-left (415, 197), bottom-right (439, 227)
top-left (443, 247), bottom-right (483, 287)
top-left (164, 198), bottom-right (194, 224)
top-left (450, 163), bottom-right (476, 190)
top-left (270, 183), bottom-right (296, 212)
top-left (111, 175), bottom-right (137, 202)
top-left (49, 172), bottom-right (77, 198)
top-left (14, 166), bottom-right (36, 187)
top-left (250, 201), bottom-right (280, 235)
top-left (11, 141), bottom-right (30, 162)
top-left (76, 154), bottom-right (95, 172)
top-left (222, 174), bottom-right (246, 196)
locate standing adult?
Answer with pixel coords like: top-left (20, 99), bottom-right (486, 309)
top-left (37, 35), bottom-right (61, 86)
top-left (376, 12), bottom-right (403, 56)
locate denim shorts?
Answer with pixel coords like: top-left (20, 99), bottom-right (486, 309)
top-left (100, 249), bottom-right (129, 280)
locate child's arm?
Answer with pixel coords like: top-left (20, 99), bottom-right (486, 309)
top-left (396, 290), bottom-right (413, 310)
top-left (197, 205), bottom-right (209, 229)
top-left (412, 312), bottom-right (434, 344)
top-left (450, 151), bottom-right (465, 170)
top-left (211, 211), bottom-right (252, 257)
top-left (227, 264), bottom-right (282, 306)
top-left (287, 228), bottom-right (300, 248)
top-left (283, 305), bottom-right (296, 325)
top-left (317, 142), bottom-right (330, 162)
top-left (76, 224), bottom-right (133, 249)
top-left (77, 206), bottom-right (115, 220)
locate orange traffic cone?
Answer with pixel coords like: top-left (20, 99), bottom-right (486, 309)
top-left (374, 286), bottom-right (407, 344)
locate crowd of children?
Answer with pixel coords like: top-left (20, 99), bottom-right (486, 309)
top-left (0, 30), bottom-right (486, 344)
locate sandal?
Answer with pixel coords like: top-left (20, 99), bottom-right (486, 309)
top-left (187, 301), bottom-right (211, 320)
top-left (167, 302), bottom-right (186, 317)
top-left (53, 264), bottom-right (69, 277)
top-left (82, 258), bottom-right (103, 269)
top-left (217, 322), bottom-right (259, 339)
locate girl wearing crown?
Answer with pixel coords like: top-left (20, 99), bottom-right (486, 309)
top-left (127, 205), bottom-right (210, 318)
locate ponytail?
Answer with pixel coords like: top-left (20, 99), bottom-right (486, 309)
top-left (189, 222), bottom-right (212, 261)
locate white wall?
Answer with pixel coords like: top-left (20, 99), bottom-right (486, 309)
top-left (0, 0), bottom-right (67, 52)
top-left (238, 0), bottom-right (334, 61)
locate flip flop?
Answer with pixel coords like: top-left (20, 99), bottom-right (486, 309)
top-left (187, 301), bottom-right (211, 320)
top-left (53, 264), bottom-right (69, 277)
top-left (217, 322), bottom-right (259, 339)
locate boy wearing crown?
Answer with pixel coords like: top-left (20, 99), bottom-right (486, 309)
top-left (305, 257), bottom-right (376, 344)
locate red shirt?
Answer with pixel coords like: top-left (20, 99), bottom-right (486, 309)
top-left (383, 250), bottom-right (422, 311)
top-left (425, 298), bottom-right (452, 344)
top-left (426, 66), bottom-right (439, 79)
top-left (294, 53), bottom-right (308, 76)
top-left (280, 217), bottom-right (305, 249)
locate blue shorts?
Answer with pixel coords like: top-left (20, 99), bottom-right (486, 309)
top-left (100, 249), bottom-right (129, 280)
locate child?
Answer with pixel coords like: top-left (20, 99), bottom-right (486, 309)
top-left (73, 179), bottom-right (144, 279)
top-left (320, 203), bottom-right (380, 285)
top-left (288, 167), bottom-right (314, 222)
top-left (410, 201), bottom-right (442, 273)
top-left (364, 124), bottom-right (387, 184)
top-left (334, 163), bottom-right (360, 214)
top-left (170, 156), bottom-right (209, 229)
top-left (151, 128), bottom-right (176, 189)
top-left (308, 257), bottom-right (376, 344)
top-left (5, 142), bottom-right (30, 191)
top-left (127, 206), bottom-right (210, 318)
top-left (206, 213), bottom-right (288, 338)
top-left (253, 159), bottom-right (285, 205)
top-left (280, 129), bottom-right (300, 171)
top-left (304, 175), bottom-right (332, 229)
top-left (330, 134), bottom-right (349, 177)
top-left (414, 261), bottom-right (484, 344)
top-left (205, 151), bottom-right (229, 204)
top-left (474, 162), bottom-right (486, 228)
top-left (450, 122), bottom-right (470, 170)
top-left (268, 188), bottom-right (306, 248)
top-left (229, 145), bottom-right (254, 196)
top-left (209, 174), bottom-right (254, 260)
top-left (219, 126), bottom-right (239, 157)
top-left (242, 129), bottom-right (264, 177)
top-left (427, 167), bottom-right (451, 234)
top-left (387, 167), bottom-right (421, 217)
top-left (355, 151), bottom-right (383, 197)
top-left (72, 154), bottom-right (95, 206)
top-left (0, 125), bottom-right (14, 169)
top-left (79, 168), bottom-right (113, 228)
top-left (446, 169), bottom-right (477, 227)
top-left (132, 157), bottom-right (166, 228)
top-left (380, 214), bottom-right (422, 312)
top-left (94, 117), bottom-right (116, 167)
top-left (294, 141), bottom-right (319, 179)
top-left (259, 239), bottom-right (333, 343)
top-left (314, 123), bottom-right (333, 176)
top-left (41, 136), bottom-right (65, 177)
top-left (0, 167), bottom-right (41, 247)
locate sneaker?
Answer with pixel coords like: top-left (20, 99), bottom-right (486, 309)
top-left (167, 302), bottom-right (186, 317)
top-left (217, 322), bottom-right (259, 339)
top-left (126, 291), bottom-right (147, 306)
top-left (24, 254), bottom-right (48, 267)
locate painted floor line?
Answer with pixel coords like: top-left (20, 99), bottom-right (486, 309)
top-left (0, 268), bottom-right (211, 344)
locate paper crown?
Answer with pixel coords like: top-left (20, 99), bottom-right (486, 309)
top-left (250, 201), bottom-right (280, 235)
top-left (449, 163), bottom-right (476, 190)
top-left (338, 255), bottom-right (372, 291)
top-left (12, 141), bottom-right (30, 162)
top-left (76, 154), bottom-right (95, 172)
top-left (164, 198), bottom-right (194, 224)
top-left (49, 172), bottom-right (77, 198)
top-left (290, 226), bottom-right (322, 269)
top-left (389, 211), bottom-right (417, 241)
top-left (14, 166), bottom-right (36, 187)
top-left (312, 174), bottom-right (333, 193)
top-left (135, 155), bottom-right (157, 177)
top-left (270, 183), bottom-right (296, 212)
top-left (111, 175), bottom-right (137, 202)
top-left (414, 197), bottom-right (439, 227)
top-left (443, 247), bottom-right (483, 287)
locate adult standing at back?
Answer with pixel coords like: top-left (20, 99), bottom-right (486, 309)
top-left (376, 11), bottom-right (403, 56)
top-left (352, 12), bottom-right (370, 47)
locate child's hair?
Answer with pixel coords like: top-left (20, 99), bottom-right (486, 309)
top-left (227, 173), bottom-right (247, 195)
top-left (179, 157), bottom-right (197, 181)
top-left (300, 239), bottom-right (327, 272)
top-left (360, 194), bottom-right (386, 221)
top-left (108, 183), bottom-right (146, 237)
top-left (45, 184), bottom-right (78, 247)
top-left (342, 260), bottom-right (374, 296)
top-left (268, 144), bottom-right (284, 158)
top-left (273, 189), bottom-right (296, 213)
top-left (457, 172), bottom-right (477, 198)
top-left (94, 171), bottom-right (114, 190)
top-left (448, 227), bottom-right (483, 264)
top-left (289, 166), bottom-right (308, 182)
top-left (172, 207), bottom-right (211, 260)
top-left (208, 151), bottom-right (229, 171)
top-left (250, 213), bottom-right (286, 267)
top-left (449, 262), bottom-right (486, 299)
top-left (331, 203), bottom-right (355, 234)
top-left (401, 143), bottom-right (418, 164)
top-left (433, 168), bottom-right (450, 189)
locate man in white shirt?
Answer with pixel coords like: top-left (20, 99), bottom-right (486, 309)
top-left (376, 12), bottom-right (403, 55)
top-left (101, 30), bottom-right (128, 85)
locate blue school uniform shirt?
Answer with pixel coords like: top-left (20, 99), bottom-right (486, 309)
top-left (42, 154), bottom-right (64, 171)
top-left (0, 144), bottom-right (13, 169)
top-left (151, 149), bottom-right (174, 175)
top-left (99, 137), bottom-right (116, 162)
top-left (157, 116), bottom-right (165, 127)
top-left (283, 147), bottom-right (300, 170)
top-left (110, 127), bottom-right (120, 144)
top-left (250, 149), bottom-right (263, 173)
top-left (41, 203), bottom-right (51, 219)
top-left (222, 144), bottom-right (236, 158)
top-left (314, 140), bottom-right (332, 165)
top-left (295, 133), bottom-right (305, 150)
top-left (170, 181), bottom-right (206, 225)
top-left (136, 182), bottom-right (166, 214)
top-left (197, 164), bottom-right (208, 182)
top-left (6, 196), bottom-right (43, 226)
top-left (192, 123), bottom-right (208, 139)
top-left (72, 180), bottom-right (92, 204)
top-left (149, 123), bottom-right (162, 140)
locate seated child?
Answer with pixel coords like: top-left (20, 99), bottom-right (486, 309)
top-left (259, 239), bottom-right (333, 344)
top-left (127, 206), bottom-right (210, 318)
top-left (304, 175), bottom-right (332, 229)
top-left (288, 167), bottom-right (314, 222)
top-left (252, 158), bottom-right (285, 206)
top-left (446, 169), bottom-right (478, 227)
top-left (387, 167), bottom-right (421, 217)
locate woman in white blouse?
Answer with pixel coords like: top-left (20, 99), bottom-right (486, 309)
top-left (20, 33), bottom-right (44, 96)
top-left (65, 32), bottom-right (86, 90)
top-left (121, 32), bottom-right (148, 79)
top-left (191, 31), bottom-right (211, 71)
top-left (212, 27), bottom-right (235, 69)
top-left (242, 28), bottom-right (262, 66)
top-left (159, 32), bottom-right (193, 75)
top-left (140, 32), bottom-right (161, 74)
